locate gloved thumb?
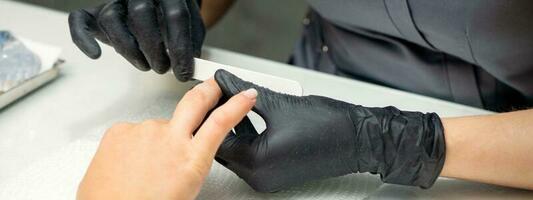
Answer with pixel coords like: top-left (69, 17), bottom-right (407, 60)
top-left (214, 69), bottom-right (258, 96)
top-left (214, 69), bottom-right (274, 116)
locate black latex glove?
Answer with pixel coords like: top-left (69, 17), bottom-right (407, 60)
top-left (68, 0), bottom-right (205, 81)
top-left (213, 69), bottom-right (446, 192)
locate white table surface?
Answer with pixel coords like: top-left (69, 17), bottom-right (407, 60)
top-left (1, 1), bottom-right (531, 199)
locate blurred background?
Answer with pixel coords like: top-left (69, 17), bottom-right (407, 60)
top-left (13, 0), bottom-right (308, 62)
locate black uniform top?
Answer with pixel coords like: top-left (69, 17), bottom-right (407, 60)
top-left (290, 0), bottom-right (533, 112)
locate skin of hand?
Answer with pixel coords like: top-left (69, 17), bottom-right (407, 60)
top-left (77, 79), bottom-right (257, 200)
top-left (68, 0), bottom-right (205, 81)
top-left (213, 70), bottom-right (446, 192)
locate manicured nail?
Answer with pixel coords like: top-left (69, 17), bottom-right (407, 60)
top-left (242, 88), bottom-right (258, 99)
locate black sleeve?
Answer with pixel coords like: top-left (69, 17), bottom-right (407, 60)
top-left (409, 0), bottom-right (533, 100)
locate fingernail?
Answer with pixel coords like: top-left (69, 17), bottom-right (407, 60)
top-left (242, 88), bottom-right (258, 99)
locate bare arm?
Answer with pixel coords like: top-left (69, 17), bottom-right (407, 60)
top-left (201, 0), bottom-right (236, 28)
top-left (441, 109), bottom-right (533, 190)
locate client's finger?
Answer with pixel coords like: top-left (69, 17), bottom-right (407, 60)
top-left (169, 79), bottom-right (221, 137)
top-left (193, 88), bottom-right (257, 160)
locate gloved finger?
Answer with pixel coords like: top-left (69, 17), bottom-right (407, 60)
top-left (214, 69), bottom-right (275, 119)
top-left (69, 9), bottom-right (102, 59)
top-left (84, 5), bottom-right (111, 44)
top-left (159, 0), bottom-right (195, 81)
top-left (127, 0), bottom-right (170, 74)
top-left (97, 0), bottom-right (150, 71)
top-left (187, 0), bottom-right (205, 57)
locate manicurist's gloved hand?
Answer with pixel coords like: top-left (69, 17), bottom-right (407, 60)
top-left (213, 70), bottom-right (447, 192)
top-left (69, 0), bottom-right (205, 81)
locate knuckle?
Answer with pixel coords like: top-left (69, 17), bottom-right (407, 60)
top-left (140, 119), bottom-right (161, 128)
top-left (105, 122), bottom-right (134, 138)
top-left (97, 9), bottom-right (116, 23)
top-left (210, 109), bottom-right (231, 128)
top-left (114, 34), bottom-right (137, 48)
top-left (186, 84), bottom-right (210, 102)
top-left (129, 1), bottom-right (153, 13)
top-left (165, 8), bottom-right (188, 21)
top-left (68, 10), bottom-right (84, 22)
top-left (232, 93), bottom-right (251, 104)
top-left (137, 120), bottom-right (166, 135)
top-left (109, 122), bottom-right (132, 132)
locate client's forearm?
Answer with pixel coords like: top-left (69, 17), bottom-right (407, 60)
top-left (440, 109), bottom-right (533, 190)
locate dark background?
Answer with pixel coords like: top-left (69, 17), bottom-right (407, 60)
top-left (14, 0), bottom-right (309, 62)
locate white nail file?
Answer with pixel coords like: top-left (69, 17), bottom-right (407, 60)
top-left (192, 58), bottom-right (304, 96)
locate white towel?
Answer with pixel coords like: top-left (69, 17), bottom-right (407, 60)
top-left (0, 140), bottom-right (97, 200)
top-left (0, 139), bottom-right (379, 200)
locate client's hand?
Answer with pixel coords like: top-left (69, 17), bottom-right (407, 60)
top-left (77, 79), bottom-right (257, 200)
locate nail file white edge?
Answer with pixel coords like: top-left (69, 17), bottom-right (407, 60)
top-left (192, 58), bottom-right (303, 96)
